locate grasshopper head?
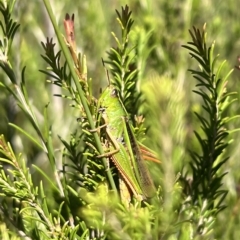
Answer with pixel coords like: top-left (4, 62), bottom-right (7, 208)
top-left (98, 85), bottom-right (119, 108)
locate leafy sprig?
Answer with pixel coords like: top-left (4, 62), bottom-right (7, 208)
top-left (182, 24), bottom-right (238, 236)
top-left (0, 1), bottom-right (19, 83)
top-left (0, 135), bottom-right (79, 239)
top-left (104, 5), bottom-right (140, 120)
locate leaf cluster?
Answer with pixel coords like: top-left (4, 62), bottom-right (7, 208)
top-left (181, 25), bottom-right (238, 235)
top-left (104, 5), bottom-right (141, 121)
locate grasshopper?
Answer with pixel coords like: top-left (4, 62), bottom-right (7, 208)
top-left (97, 83), bottom-right (157, 202)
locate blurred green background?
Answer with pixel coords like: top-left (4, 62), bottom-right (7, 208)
top-left (1, 0), bottom-right (240, 238)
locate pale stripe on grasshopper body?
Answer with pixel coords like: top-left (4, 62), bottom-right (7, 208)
top-left (97, 85), bottom-right (156, 201)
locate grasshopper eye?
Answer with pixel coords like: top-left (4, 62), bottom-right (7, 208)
top-left (99, 107), bottom-right (106, 113)
top-left (111, 88), bottom-right (118, 98)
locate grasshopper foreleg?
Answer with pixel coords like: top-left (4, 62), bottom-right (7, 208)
top-left (89, 123), bottom-right (108, 133)
top-left (97, 127), bottom-right (121, 158)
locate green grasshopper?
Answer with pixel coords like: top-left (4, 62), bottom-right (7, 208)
top-left (97, 83), bottom-right (157, 202)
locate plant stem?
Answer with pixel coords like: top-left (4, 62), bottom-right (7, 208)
top-left (42, 0), bottom-right (117, 194)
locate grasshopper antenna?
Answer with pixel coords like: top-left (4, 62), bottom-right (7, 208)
top-left (101, 58), bottom-right (111, 86)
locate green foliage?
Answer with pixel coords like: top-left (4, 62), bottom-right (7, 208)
top-left (0, 1), bottom-right (19, 83)
top-left (0, 0), bottom-right (239, 239)
top-left (104, 6), bottom-right (140, 120)
top-left (182, 25), bottom-right (235, 214)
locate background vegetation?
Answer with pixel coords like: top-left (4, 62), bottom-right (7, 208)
top-left (0, 0), bottom-right (240, 239)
